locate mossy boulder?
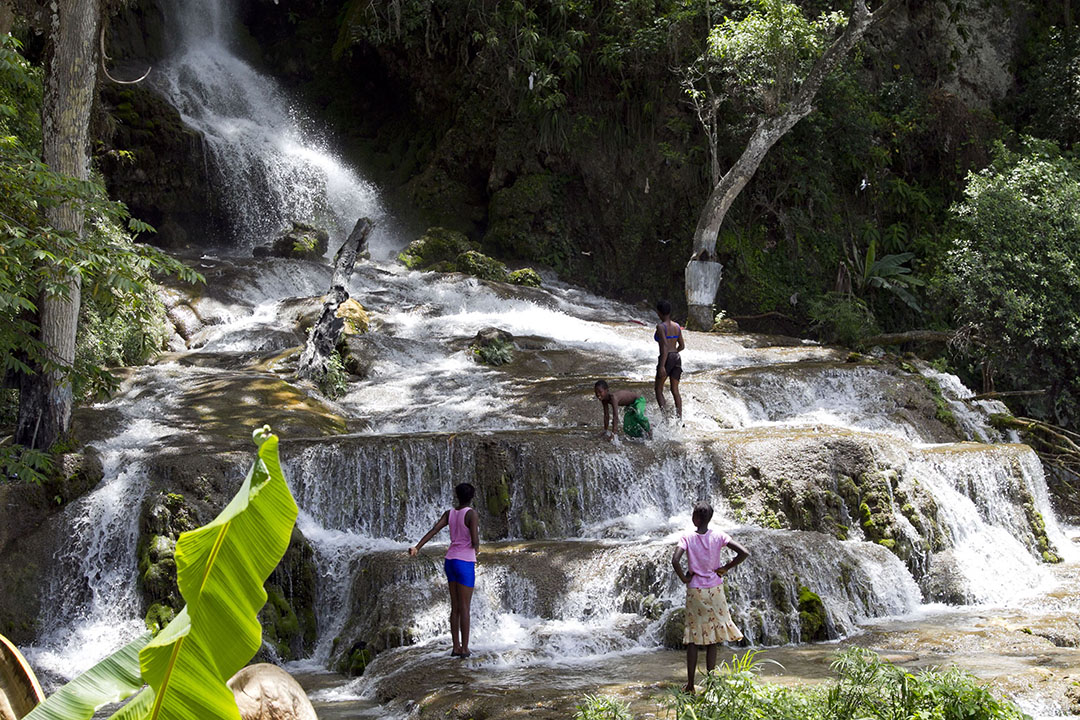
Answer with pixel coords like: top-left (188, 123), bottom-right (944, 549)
top-left (661, 608), bottom-right (686, 649)
top-left (336, 298), bottom-right (370, 335)
top-left (256, 221), bottom-right (329, 261)
top-left (508, 268), bottom-right (542, 287)
top-left (138, 491), bottom-right (197, 614)
top-left (399, 227), bottom-right (477, 270)
top-left (797, 584), bottom-right (828, 642)
top-left (456, 250), bottom-right (510, 282)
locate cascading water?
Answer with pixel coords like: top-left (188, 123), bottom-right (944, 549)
top-left (153, 0), bottom-right (395, 258)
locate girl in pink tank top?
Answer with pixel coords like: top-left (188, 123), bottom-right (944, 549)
top-left (408, 482), bottom-right (480, 657)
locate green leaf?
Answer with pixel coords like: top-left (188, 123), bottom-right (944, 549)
top-left (23, 634), bottom-right (150, 720)
top-left (134, 433), bottom-right (298, 720)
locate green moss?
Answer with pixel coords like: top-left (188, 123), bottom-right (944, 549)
top-left (144, 602), bottom-right (176, 634)
top-left (770, 577), bottom-right (792, 613)
top-left (877, 539), bottom-right (896, 550)
top-left (508, 268), bottom-right (542, 287)
top-left (757, 507), bottom-right (783, 529)
top-left (456, 250), bottom-right (510, 282)
top-left (797, 584), bottom-right (827, 642)
top-left (485, 173), bottom-right (571, 272)
top-left (923, 376), bottom-right (958, 429)
top-left (486, 476), bottom-right (511, 516)
top-left (398, 227), bottom-right (476, 269)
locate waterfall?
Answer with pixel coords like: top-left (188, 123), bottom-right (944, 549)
top-left (23, 420), bottom-right (169, 680)
top-left (153, 0), bottom-right (394, 257)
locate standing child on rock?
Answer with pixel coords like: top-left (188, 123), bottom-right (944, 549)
top-left (672, 501), bottom-right (749, 693)
top-left (594, 379), bottom-right (652, 440)
top-left (654, 299), bottom-right (685, 420)
top-left (408, 482), bottom-right (480, 658)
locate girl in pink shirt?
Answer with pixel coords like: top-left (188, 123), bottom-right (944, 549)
top-left (409, 483), bottom-right (480, 657)
top-left (672, 501), bottom-right (749, 693)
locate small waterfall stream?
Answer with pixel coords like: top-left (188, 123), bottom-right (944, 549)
top-left (12, 0), bottom-right (1080, 717)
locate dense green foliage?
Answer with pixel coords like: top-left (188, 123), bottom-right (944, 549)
top-left (656, 648), bottom-right (1028, 720)
top-left (0, 35), bottom-right (199, 478)
top-left (25, 427), bottom-right (299, 720)
top-left (934, 139), bottom-right (1080, 426)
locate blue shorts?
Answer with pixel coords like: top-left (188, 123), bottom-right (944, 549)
top-left (444, 558), bottom-right (475, 587)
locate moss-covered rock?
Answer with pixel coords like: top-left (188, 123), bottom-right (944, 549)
top-left (138, 491), bottom-right (197, 615)
top-left (456, 250), bottom-right (510, 282)
top-left (145, 602), bottom-right (176, 634)
top-left (797, 584), bottom-right (828, 642)
top-left (508, 268), bottom-right (542, 287)
top-left (399, 227), bottom-right (477, 270)
top-left (252, 221), bottom-right (329, 260)
top-left (661, 608), bottom-right (686, 649)
top-left (336, 298), bottom-right (370, 335)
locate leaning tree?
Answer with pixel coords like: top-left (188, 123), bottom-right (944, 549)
top-left (683, 0), bottom-right (900, 329)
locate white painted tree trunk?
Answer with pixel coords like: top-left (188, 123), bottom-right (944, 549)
top-left (684, 0), bottom-right (896, 329)
top-left (16, 0), bottom-right (100, 450)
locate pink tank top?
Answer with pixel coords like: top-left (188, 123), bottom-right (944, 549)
top-left (445, 507), bottom-right (476, 562)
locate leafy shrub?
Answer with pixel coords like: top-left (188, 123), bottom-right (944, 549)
top-left (933, 138), bottom-right (1080, 426)
top-left (573, 694), bottom-right (633, 720)
top-left (808, 293), bottom-right (878, 347)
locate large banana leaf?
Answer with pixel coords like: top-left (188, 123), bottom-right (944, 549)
top-left (18, 428), bottom-right (297, 720)
top-left (137, 429), bottom-right (298, 720)
top-left (22, 634), bottom-right (150, 720)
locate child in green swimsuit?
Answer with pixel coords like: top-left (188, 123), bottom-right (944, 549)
top-left (594, 380), bottom-right (652, 440)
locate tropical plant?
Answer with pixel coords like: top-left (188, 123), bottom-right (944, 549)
top-left (23, 425), bottom-right (299, 720)
top-left (808, 292), bottom-right (878, 347)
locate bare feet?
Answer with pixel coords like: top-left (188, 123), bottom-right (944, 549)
top-left (682, 683), bottom-right (694, 694)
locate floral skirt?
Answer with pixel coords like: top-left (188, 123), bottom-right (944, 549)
top-left (684, 585), bottom-right (743, 646)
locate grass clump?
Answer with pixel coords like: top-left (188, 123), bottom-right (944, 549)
top-left (664, 648), bottom-right (1029, 720)
top-left (574, 694), bottom-right (633, 720)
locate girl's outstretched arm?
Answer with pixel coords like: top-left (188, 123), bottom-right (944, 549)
top-left (716, 538), bottom-right (749, 576)
top-left (408, 510), bottom-right (449, 555)
top-left (466, 508), bottom-right (480, 556)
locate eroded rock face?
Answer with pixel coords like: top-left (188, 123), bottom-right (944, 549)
top-left (228, 664), bottom-right (318, 720)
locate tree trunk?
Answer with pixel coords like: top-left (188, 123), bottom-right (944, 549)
top-left (684, 0), bottom-right (898, 328)
top-left (15, 0), bottom-right (100, 450)
top-left (297, 218), bottom-right (374, 384)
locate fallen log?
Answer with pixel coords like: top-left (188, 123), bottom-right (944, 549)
top-left (969, 389), bottom-right (1047, 401)
top-left (862, 330), bottom-right (953, 346)
top-left (297, 218), bottom-right (373, 384)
